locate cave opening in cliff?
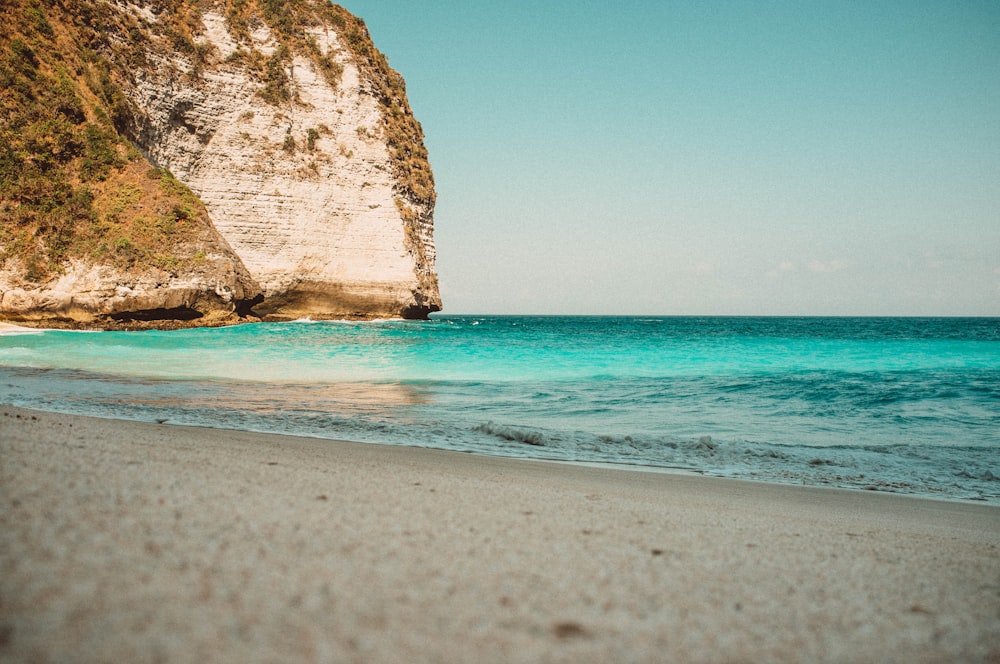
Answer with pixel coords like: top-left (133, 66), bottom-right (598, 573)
top-left (109, 307), bottom-right (204, 322)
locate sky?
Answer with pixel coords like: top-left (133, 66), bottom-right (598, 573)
top-left (342, 1), bottom-right (1000, 316)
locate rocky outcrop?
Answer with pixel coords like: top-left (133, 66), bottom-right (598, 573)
top-left (121, 0), bottom-right (441, 320)
top-left (0, 0), bottom-right (441, 327)
top-left (0, 162), bottom-right (260, 329)
top-left (0, 258), bottom-right (259, 328)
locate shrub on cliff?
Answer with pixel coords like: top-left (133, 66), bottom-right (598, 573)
top-left (0, 0), bottom-right (234, 283)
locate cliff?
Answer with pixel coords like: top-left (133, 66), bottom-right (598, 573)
top-left (0, 0), bottom-right (440, 328)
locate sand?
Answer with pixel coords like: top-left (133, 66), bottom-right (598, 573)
top-left (1, 406), bottom-right (998, 663)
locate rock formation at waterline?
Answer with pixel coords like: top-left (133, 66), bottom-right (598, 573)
top-left (0, 0), bottom-right (440, 328)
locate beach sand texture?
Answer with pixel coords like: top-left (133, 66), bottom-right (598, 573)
top-left (2, 407), bottom-right (998, 662)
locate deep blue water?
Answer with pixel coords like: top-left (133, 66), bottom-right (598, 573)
top-left (1, 316), bottom-right (998, 502)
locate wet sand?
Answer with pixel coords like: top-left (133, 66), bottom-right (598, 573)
top-left (2, 406), bottom-right (998, 662)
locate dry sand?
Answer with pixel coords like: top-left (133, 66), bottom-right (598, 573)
top-left (1, 406), bottom-right (998, 663)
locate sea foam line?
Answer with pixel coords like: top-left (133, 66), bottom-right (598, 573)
top-left (0, 323), bottom-right (47, 336)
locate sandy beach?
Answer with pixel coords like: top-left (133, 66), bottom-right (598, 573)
top-left (1, 406), bottom-right (998, 662)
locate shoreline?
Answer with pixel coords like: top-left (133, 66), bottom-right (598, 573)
top-left (2, 405), bottom-right (999, 662)
top-left (6, 404), bottom-right (995, 506)
top-left (0, 312), bottom-right (417, 333)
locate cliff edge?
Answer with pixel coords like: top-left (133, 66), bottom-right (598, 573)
top-left (0, 0), bottom-right (441, 328)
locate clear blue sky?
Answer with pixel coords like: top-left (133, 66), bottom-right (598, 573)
top-left (342, 1), bottom-right (1000, 315)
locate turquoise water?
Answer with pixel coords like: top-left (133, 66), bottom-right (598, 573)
top-left (2, 316), bottom-right (998, 502)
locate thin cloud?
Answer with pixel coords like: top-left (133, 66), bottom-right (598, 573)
top-left (766, 261), bottom-right (796, 278)
top-left (807, 259), bottom-right (847, 274)
top-left (924, 252), bottom-right (944, 270)
top-left (690, 262), bottom-right (717, 276)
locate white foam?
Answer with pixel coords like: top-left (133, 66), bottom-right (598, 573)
top-left (0, 323), bottom-right (47, 336)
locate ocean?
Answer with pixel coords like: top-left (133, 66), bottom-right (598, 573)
top-left (2, 316), bottom-right (998, 503)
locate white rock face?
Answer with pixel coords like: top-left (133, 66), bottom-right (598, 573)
top-left (124, 5), bottom-right (441, 319)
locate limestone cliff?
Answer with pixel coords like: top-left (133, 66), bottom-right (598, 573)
top-left (0, 0), bottom-right (441, 327)
top-left (0, 1), bottom-right (262, 329)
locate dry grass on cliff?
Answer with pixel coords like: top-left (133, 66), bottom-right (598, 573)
top-left (0, 0), bottom-right (225, 283)
top-left (85, 164), bottom-right (219, 272)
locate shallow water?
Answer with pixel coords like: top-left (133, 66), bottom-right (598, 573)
top-left (2, 316), bottom-right (998, 502)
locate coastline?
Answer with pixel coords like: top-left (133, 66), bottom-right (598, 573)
top-left (2, 406), bottom-right (998, 662)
